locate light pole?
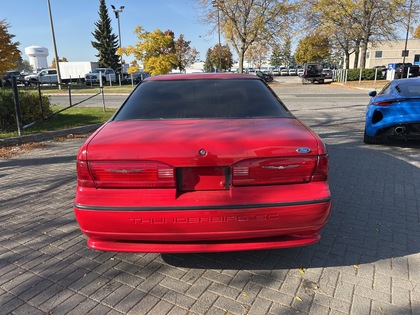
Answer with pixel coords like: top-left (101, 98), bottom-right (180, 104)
top-left (47, 0), bottom-right (62, 90)
top-left (402, 0), bottom-right (413, 65)
top-left (212, 0), bottom-right (222, 72)
top-left (111, 5), bottom-right (124, 83)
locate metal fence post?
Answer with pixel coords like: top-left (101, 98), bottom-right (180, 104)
top-left (11, 77), bottom-right (24, 136)
top-left (37, 82), bottom-right (45, 120)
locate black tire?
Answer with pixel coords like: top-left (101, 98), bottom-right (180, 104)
top-left (363, 129), bottom-right (382, 144)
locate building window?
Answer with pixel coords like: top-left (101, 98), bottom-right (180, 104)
top-left (402, 50), bottom-right (409, 57)
top-left (375, 51), bottom-right (382, 58)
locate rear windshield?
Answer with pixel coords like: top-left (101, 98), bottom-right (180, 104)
top-left (113, 79), bottom-right (292, 120)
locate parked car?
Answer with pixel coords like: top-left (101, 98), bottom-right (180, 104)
top-left (24, 69), bottom-right (58, 85)
top-left (272, 67), bottom-right (281, 76)
top-left (1, 71), bottom-right (23, 86)
top-left (280, 68), bottom-right (289, 76)
top-left (123, 72), bottom-right (151, 84)
top-left (302, 63), bottom-right (325, 84)
top-left (288, 67), bottom-right (297, 76)
top-left (74, 73), bottom-right (332, 253)
top-left (85, 68), bottom-right (116, 85)
top-left (373, 65), bottom-right (387, 79)
top-left (394, 63), bottom-right (420, 79)
top-left (297, 68), bottom-right (304, 77)
top-left (364, 77), bottom-right (420, 144)
top-left (256, 70), bottom-right (273, 82)
top-left (322, 68), bottom-right (333, 79)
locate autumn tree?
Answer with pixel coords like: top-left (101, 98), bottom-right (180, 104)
top-left (199, 0), bottom-right (297, 73)
top-left (120, 26), bottom-right (177, 76)
top-left (294, 33), bottom-right (330, 64)
top-left (302, 0), bottom-right (420, 69)
top-left (209, 44), bottom-right (233, 71)
top-left (414, 24), bottom-right (420, 38)
top-left (174, 34), bottom-right (199, 72)
top-left (245, 42), bottom-right (270, 69)
top-left (0, 20), bottom-right (20, 75)
top-left (51, 57), bottom-right (68, 69)
top-left (91, 0), bottom-right (120, 70)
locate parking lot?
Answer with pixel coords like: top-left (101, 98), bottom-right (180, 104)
top-left (1, 82), bottom-right (420, 314)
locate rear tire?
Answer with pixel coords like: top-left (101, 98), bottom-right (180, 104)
top-left (364, 129), bottom-right (382, 144)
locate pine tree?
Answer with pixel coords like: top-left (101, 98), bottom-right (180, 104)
top-left (91, 0), bottom-right (119, 70)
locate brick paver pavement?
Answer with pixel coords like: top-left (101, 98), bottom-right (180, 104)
top-left (1, 83), bottom-right (419, 314)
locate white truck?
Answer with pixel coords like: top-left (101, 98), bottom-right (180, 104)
top-left (84, 68), bottom-right (117, 85)
top-left (24, 69), bottom-right (58, 85)
top-left (58, 61), bottom-right (99, 83)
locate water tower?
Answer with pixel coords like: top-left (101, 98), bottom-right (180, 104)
top-left (25, 46), bottom-right (49, 70)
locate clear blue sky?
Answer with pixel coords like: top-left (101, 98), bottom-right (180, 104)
top-left (2, 0), bottom-right (217, 65)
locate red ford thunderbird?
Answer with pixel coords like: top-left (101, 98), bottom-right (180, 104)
top-left (74, 73), bottom-right (331, 253)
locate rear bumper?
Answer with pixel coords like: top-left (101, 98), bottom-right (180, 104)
top-left (74, 199), bottom-right (332, 253)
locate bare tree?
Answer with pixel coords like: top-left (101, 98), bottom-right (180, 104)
top-left (197, 0), bottom-right (297, 73)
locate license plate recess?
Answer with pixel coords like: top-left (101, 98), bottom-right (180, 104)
top-left (178, 167), bottom-right (229, 191)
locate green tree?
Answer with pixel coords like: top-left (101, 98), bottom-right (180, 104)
top-left (209, 44), bottom-right (233, 71)
top-left (121, 26), bottom-right (177, 76)
top-left (270, 46), bottom-right (283, 68)
top-left (174, 34), bottom-right (199, 72)
top-left (16, 58), bottom-right (33, 73)
top-left (91, 0), bottom-right (120, 70)
top-left (294, 33), bottom-right (330, 64)
top-left (0, 20), bottom-right (20, 75)
top-left (204, 48), bottom-right (214, 72)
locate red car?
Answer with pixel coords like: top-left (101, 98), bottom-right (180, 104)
top-left (74, 73), bottom-right (331, 253)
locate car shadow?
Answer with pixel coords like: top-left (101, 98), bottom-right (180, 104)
top-left (161, 139), bottom-right (420, 271)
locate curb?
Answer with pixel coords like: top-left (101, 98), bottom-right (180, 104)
top-left (0, 124), bottom-right (102, 147)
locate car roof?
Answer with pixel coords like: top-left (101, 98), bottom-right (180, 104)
top-left (144, 73), bottom-right (260, 81)
top-left (391, 77), bottom-right (420, 85)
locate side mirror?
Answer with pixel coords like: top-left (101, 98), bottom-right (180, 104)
top-left (368, 91), bottom-right (377, 97)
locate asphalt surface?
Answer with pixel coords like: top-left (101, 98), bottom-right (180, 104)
top-left (1, 81), bottom-right (420, 314)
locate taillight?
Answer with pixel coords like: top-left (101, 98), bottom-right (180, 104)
top-left (312, 154), bottom-right (329, 182)
top-left (374, 98), bottom-right (405, 106)
top-left (76, 161), bottom-right (175, 188)
top-left (76, 161), bottom-right (96, 188)
top-left (232, 157), bottom-right (317, 186)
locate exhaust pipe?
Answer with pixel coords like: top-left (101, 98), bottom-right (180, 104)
top-left (394, 126), bottom-right (406, 135)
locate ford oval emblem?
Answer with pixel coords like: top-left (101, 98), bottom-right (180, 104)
top-left (296, 147), bottom-right (311, 154)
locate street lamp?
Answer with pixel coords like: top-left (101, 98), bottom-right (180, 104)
top-left (212, 0), bottom-right (222, 72)
top-left (402, 0), bottom-right (413, 64)
top-left (47, 0), bottom-right (62, 90)
top-left (111, 4), bottom-right (124, 83)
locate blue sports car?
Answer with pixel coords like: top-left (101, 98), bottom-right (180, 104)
top-left (364, 78), bottom-right (420, 144)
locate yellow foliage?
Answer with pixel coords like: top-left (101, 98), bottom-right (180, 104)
top-left (0, 19), bottom-right (20, 74)
top-left (119, 25), bottom-right (177, 75)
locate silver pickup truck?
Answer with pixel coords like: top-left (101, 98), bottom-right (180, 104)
top-left (85, 68), bottom-right (116, 85)
top-left (24, 69), bottom-right (58, 85)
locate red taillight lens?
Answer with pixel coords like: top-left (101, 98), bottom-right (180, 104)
top-left (312, 154), bottom-right (329, 182)
top-left (76, 161), bottom-right (96, 188)
top-left (232, 155), bottom-right (329, 186)
top-left (77, 161), bottom-right (175, 188)
top-left (374, 99), bottom-right (405, 106)
top-left (232, 157), bottom-right (317, 186)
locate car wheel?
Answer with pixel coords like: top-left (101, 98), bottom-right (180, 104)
top-left (363, 129), bottom-right (382, 144)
